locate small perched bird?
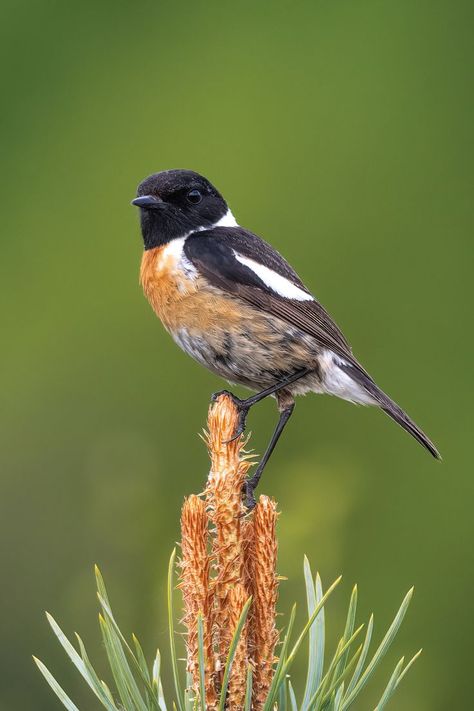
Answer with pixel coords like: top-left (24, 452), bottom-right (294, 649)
top-left (133, 169), bottom-right (440, 507)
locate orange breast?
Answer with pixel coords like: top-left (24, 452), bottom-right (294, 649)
top-left (140, 245), bottom-right (244, 334)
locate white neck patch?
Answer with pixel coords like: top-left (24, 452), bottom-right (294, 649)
top-left (154, 210), bottom-right (239, 280)
top-left (213, 208), bottom-right (238, 228)
top-left (233, 252), bottom-right (314, 301)
top-left (174, 208), bottom-right (239, 241)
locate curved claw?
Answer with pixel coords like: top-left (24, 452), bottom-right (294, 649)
top-left (211, 390), bottom-right (250, 443)
top-left (223, 405), bottom-right (249, 443)
top-left (223, 428), bottom-right (245, 444)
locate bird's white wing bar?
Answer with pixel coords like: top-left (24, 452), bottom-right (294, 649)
top-left (233, 252), bottom-right (314, 301)
top-left (184, 228), bottom-right (354, 358)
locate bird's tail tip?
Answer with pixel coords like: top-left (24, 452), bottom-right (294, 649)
top-left (336, 359), bottom-right (441, 459)
top-left (381, 403), bottom-right (441, 460)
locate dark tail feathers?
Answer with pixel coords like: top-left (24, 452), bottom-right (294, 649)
top-left (381, 401), bottom-right (440, 459)
top-left (341, 361), bottom-right (441, 459)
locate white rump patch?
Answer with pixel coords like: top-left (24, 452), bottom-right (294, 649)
top-left (319, 350), bottom-right (374, 405)
top-left (233, 252), bottom-right (314, 301)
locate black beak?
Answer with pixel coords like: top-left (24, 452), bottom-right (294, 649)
top-left (131, 195), bottom-right (165, 209)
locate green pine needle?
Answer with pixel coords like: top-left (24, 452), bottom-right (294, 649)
top-left (168, 549), bottom-right (184, 711)
top-left (196, 614), bottom-right (206, 710)
top-left (35, 557), bottom-right (419, 711)
top-left (218, 596), bottom-right (252, 711)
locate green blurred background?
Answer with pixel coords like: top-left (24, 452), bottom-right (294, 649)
top-left (1, 1), bottom-right (472, 708)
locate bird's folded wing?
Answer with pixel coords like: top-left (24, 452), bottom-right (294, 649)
top-left (184, 228), bottom-right (359, 365)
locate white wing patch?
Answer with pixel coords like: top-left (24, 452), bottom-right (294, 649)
top-left (233, 252), bottom-right (314, 301)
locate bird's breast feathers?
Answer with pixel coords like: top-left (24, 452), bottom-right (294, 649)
top-left (140, 227), bottom-right (353, 366)
top-left (140, 228), bottom-right (313, 331)
top-left (140, 238), bottom-right (244, 334)
top-left (139, 229), bottom-right (375, 404)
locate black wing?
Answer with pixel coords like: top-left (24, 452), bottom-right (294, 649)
top-left (184, 227), bottom-right (359, 365)
top-left (185, 228), bottom-right (442, 459)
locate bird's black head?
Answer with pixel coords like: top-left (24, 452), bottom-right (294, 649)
top-left (132, 169), bottom-right (230, 250)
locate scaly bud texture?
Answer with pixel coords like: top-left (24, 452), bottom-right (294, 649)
top-left (179, 394), bottom-right (280, 710)
top-left (250, 496), bottom-right (279, 710)
top-left (179, 494), bottom-right (216, 705)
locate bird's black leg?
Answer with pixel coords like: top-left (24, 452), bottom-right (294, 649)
top-left (242, 367), bottom-right (312, 408)
top-left (243, 403), bottom-right (295, 510)
top-left (213, 367), bottom-right (311, 443)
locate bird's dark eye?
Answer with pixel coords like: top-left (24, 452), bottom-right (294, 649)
top-left (187, 189), bottom-right (202, 204)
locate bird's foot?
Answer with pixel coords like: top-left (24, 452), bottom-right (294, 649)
top-left (211, 390), bottom-right (250, 443)
top-left (242, 479), bottom-right (257, 511)
top-left (211, 389), bottom-right (235, 403)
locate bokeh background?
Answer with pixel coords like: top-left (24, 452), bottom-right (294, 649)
top-left (1, 1), bottom-right (472, 709)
